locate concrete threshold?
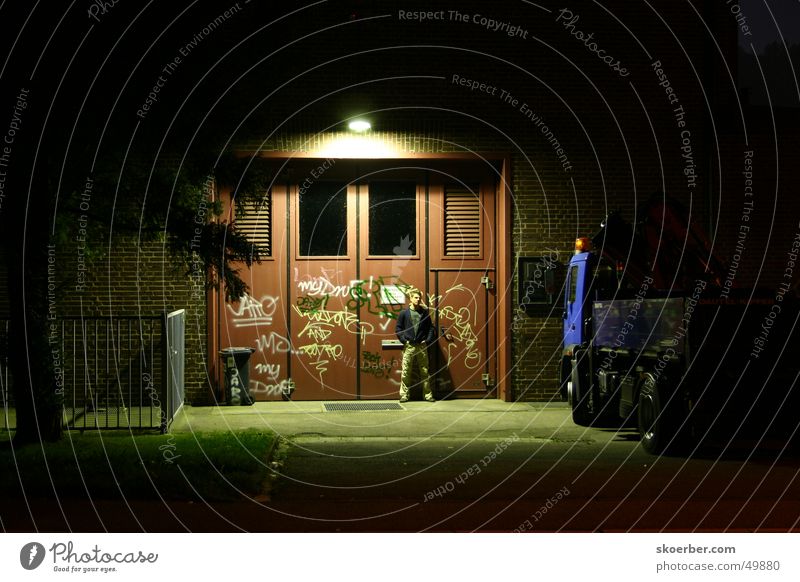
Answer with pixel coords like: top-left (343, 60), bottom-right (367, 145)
top-left (170, 400), bottom-right (577, 440)
top-left (205, 400), bottom-right (565, 415)
top-left (288, 435), bottom-right (591, 444)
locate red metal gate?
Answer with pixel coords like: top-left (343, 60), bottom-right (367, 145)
top-left (215, 160), bottom-right (497, 401)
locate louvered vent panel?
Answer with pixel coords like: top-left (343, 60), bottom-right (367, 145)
top-left (236, 196), bottom-right (271, 255)
top-left (444, 187), bottom-right (480, 257)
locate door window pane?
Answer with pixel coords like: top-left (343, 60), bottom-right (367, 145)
top-left (368, 181), bottom-right (416, 256)
top-left (299, 182), bottom-right (347, 256)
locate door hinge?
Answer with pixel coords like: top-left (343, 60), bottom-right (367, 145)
top-left (481, 276), bottom-right (494, 290)
top-left (482, 373), bottom-right (495, 387)
top-left (282, 379), bottom-right (296, 400)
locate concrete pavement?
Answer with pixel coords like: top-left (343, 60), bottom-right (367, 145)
top-left (5, 400), bottom-right (800, 532)
top-left (164, 399), bottom-right (800, 532)
top-left (169, 399), bottom-right (600, 443)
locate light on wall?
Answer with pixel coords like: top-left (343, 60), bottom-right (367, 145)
top-left (311, 118), bottom-right (399, 157)
top-left (316, 135), bottom-right (398, 158)
top-left (348, 119), bottom-right (371, 132)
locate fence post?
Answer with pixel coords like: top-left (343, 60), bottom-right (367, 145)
top-left (161, 310), bottom-right (186, 433)
top-left (160, 313), bottom-right (168, 434)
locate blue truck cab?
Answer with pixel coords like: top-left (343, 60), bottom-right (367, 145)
top-left (561, 238), bottom-right (702, 452)
top-left (563, 248), bottom-right (592, 350)
top-left (561, 232), bottom-right (800, 454)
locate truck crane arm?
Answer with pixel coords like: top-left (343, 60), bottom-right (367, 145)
top-left (591, 195), bottom-right (728, 291)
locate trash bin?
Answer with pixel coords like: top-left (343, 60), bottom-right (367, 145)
top-left (219, 347), bottom-right (256, 406)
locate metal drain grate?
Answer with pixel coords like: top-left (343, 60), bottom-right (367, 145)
top-left (323, 402), bottom-right (404, 412)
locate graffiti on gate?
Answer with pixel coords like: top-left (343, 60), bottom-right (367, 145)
top-left (297, 343), bottom-right (344, 361)
top-left (347, 275), bottom-right (412, 319)
top-left (293, 306), bottom-right (353, 382)
top-left (431, 285), bottom-right (483, 370)
top-left (225, 276), bottom-right (488, 394)
top-left (254, 331), bottom-right (292, 354)
top-left (295, 267), bottom-right (351, 298)
top-left (250, 379), bottom-right (293, 397)
top-left (228, 294), bottom-right (279, 327)
top-left (437, 305), bottom-right (482, 370)
top-left (297, 320), bottom-right (333, 343)
top-left (296, 294), bottom-right (328, 315)
top-left (297, 345), bottom-right (343, 382)
top-left (293, 273), bottom-right (412, 321)
top-left (296, 319), bottom-right (344, 380)
top-left (361, 350), bottom-right (399, 379)
top-left (292, 298), bottom-right (373, 342)
top-left (254, 362), bottom-right (281, 381)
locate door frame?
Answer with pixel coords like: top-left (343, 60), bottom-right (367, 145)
top-left (207, 152), bottom-right (514, 402)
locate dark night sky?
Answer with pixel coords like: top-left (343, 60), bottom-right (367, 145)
top-left (739, 0), bottom-right (800, 52)
top-left (737, 0), bottom-right (800, 106)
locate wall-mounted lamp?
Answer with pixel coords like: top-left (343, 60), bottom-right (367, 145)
top-left (348, 119), bottom-right (371, 132)
top-left (313, 119), bottom-right (398, 157)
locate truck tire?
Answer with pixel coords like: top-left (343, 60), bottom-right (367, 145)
top-left (569, 378), bottom-right (594, 426)
top-left (569, 350), bottom-right (596, 426)
top-left (637, 373), bottom-right (667, 454)
top-left (559, 357), bottom-right (572, 402)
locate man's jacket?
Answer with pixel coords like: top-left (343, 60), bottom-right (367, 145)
top-left (395, 306), bottom-right (436, 345)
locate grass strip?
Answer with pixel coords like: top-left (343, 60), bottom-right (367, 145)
top-left (0, 429), bottom-right (276, 502)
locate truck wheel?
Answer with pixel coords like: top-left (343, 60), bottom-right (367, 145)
top-left (569, 379), bottom-right (594, 426)
top-left (568, 350), bottom-right (596, 426)
top-left (638, 373), bottom-right (666, 454)
top-left (559, 357), bottom-right (572, 402)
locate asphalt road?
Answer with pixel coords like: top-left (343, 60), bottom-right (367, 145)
top-left (260, 432), bottom-right (800, 532)
top-left (2, 421), bottom-right (798, 532)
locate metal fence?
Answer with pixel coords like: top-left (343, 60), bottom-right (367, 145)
top-left (0, 311), bottom-right (185, 433)
top-left (0, 320), bottom-right (10, 433)
top-left (162, 309), bottom-right (186, 432)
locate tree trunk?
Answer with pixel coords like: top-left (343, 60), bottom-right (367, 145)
top-left (5, 224), bottom-right (63, 444)
top-left (1, 129), bottom-right (63, 444)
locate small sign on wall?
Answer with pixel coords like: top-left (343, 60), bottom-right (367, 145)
top-left (518, 254), bottom-right (564, 313)
top-left (379, 284), bottom-right (407, 305)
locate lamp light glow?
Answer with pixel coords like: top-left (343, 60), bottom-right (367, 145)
top-left (316, 135), bottom-right (398, 158)
top-left (348, 119), bottom-right (371, 132)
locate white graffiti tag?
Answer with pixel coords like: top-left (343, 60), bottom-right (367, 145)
top-left (294, 267), bottom-right (351, 297)
top-left (228, 294), bottom-right (279, 327)
top-left (255, 331), bottom-right (292, 354)
top-left (291, 304), bottom-right (373, 342)
top-left (251, 379), bottom-right (292, 396)
top-left (254, 363), bottom-right (281, 381)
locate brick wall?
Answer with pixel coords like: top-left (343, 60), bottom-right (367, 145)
top-left (48, 238), bottom-right (209, 405)
top-left (6, 1), bottom-right (796, 405)
top-left (214, 1), bottom-right (737, 400)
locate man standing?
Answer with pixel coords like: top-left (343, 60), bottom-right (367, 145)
top-left (395, 288), bottom-right (436, 402)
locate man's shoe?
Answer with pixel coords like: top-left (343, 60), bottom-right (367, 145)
top-left (399, 396), bottom-right (409, 403)
top-left (424, 395), bottom-right (435, 402)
